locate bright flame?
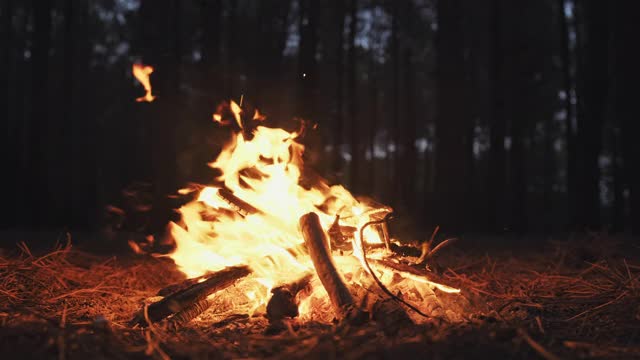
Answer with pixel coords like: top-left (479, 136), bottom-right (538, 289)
top-left (132, 63), bottom-right (156, 102)
top-left (167, 101), bottom-right (459, 320)
top-left (230, 100), bottom-right (243, 129)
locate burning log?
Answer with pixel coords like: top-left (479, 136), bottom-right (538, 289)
top-left (156, 272), bottom-right (213, 297)
top-left (299, 212), bottom-right (355, 319)
top-left (129, 265), bottom-right (252, 327)
top-left (167, 298), bottom-right (213, 330)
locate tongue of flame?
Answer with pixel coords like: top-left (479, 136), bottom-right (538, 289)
top-left (132, 64), bottom-right (156, 103)
top-left (167, 102), bottom-right (458, 319)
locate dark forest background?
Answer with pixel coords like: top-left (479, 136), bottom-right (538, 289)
top-left (1, 0), bottom-right (639, 239)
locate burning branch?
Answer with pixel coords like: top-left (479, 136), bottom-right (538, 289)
top-left (299, 212), bottom-right (355, 319)
top-left (130, 265), bottom-right (252, 327)
top-left (216, 187), bottom-right (261, 217)
top-left (156, 272), bottom-right (213, 297)
top-left (167, 298), bottom-right (213, 330)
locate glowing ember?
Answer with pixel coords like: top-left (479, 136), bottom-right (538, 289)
top-left (163, 100), bottom-right (460, 321)
top-left (132, 63), bottom-right (156, 102)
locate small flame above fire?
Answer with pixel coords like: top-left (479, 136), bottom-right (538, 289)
top-left (132, 63), bottom-right (156, 102)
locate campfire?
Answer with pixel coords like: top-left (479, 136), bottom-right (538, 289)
top-left (128, 98), bottom-right (460, 332)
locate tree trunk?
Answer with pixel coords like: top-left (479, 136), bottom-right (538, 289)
top-left (611, 126), bottom-right (624, 233)
top-left (402, 46), bottom-right (417, 212)
top-left (200, 0), bottom-right (222, 100)
top-left (225, 0), bottom-right (238, 99)
top-left (390, 0), bottom-right (399, 203)
top-left (297, 0), bottom-right (318, 121)
top-left (575, 1), bottom-right (609, 231)
top-left (614, 1), bottom-right (640, 235)
top-left (73, 0), bottom-right (98, 229)
top-left (332, 0), bottom-right (345, 175)
top-left (254, 0), bottom-right (290, 116)
top-left (509, 108), bottom-right (527, 235)
top-left (434, 0), bottom-right (472, 231)
top-left (27, 0), bottom-right (52, 228)
top-left (347, 0), bottom-right (359, 193)
top-left (60, 0), bottom-right (74, 228)
top-left (0, 0), bottom-right (14, 228)
top-left (138, 0), bottom-right (181, 234)
top-left (558, 0), bottom-right (577, 231)
top-left (367, 55), bottom-right (378, 195)
top-left (487, 0), bottom-right (506, 233)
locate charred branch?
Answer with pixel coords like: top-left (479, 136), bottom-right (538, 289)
top-left (129, 265), bottom-right (252, 327)
top-left (157, 272), bottom-right (213, 297)
top-left (266, 272), bottom-right (313, 321)
top-left (370, 258), bottom-right (428, 278)
top-left (266, 273), bottom-right (313, 333)
top-left (166, 298), bottom-right (212, 330)
top-left (389, 243), bottom-right (422, 258)
top-left (327, 215), bottom-right (357, 250)
top-left (300, 212), bottom-right (355, 319)
top-left (369, 258), bottom-right (455, 291)
top-left (216, 187), bottom-right (261, 217)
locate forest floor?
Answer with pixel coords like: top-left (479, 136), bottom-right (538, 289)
top-left (1, 232), bottom-right (639, 359)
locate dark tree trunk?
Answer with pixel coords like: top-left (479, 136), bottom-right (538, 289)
top-left (509, 107), bottom-right (527, 235)
top-left (390, 0), bottom-right (399, 202)
top-left (297, 0), bottom-right (321, 170)
top-left (401, 46), bottom-right (417, 212)
top-left (0, 0), bottom-right (15, 228)
top-left (542, 29), bottom-right (556, 234)
top-left (138, 0), bottom-right (181, 233)
top-left (487, 0), bottom-right (506, 233)
top-left (558, 0), bottom-right (577, 231)
top-left (297, 0), bottom-right (318, 121)
top-left (74, 0), bottom-right (99, 229)
top-left (200, 0), bottom-right (222, 100)
top-left (225, 0), bottom-right (238, 99)
top-left (255, 0), bottom-right (290, 116)
top-left (65, 0), bottom-right (95, 229)
top-left (367, 55), bottom-right (378, 195)
top-left (614, 1), bottom-right (640, 235)
top-left (434, 0), bottom-right (472, 231)
top-left (347, 0), bottom-right (359, 193)
top-left (542, 114), bottom-right (555, 233)
top-left (13, 4), bottom-right (28, 227)
top-left (575, 1), bottom-right (609, 231)
top-left (27, 0), bottom-right (52, 228)
top-left (332, 0), bottom-right (345, 175)
top-left (61, 0), bottom-right (74, 228)
top-left (611, 127), bottom-right (624, 233)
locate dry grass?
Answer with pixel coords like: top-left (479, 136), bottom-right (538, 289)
top-left (0, 237), bottom-right (182, 326)
top-left (0, 233), bottom-right (639, 359)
